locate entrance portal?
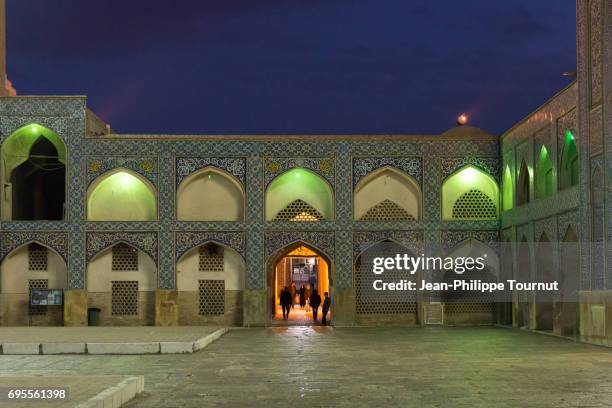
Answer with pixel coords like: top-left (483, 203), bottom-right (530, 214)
top-left (269, 245), bottom-right (330, 325)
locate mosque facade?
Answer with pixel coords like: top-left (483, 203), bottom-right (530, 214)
top-left (0, 0), bottom-right (610, 347)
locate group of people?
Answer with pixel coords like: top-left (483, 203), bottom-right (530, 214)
top-left (279, 284), bottom-right (331, 325)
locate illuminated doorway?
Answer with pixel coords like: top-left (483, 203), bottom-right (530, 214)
top-left (269, 245), bottom-right (330, 325)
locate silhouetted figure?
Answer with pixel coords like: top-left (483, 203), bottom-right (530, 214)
top-left (310, 289), bottom-right (321, 321)
top-left (322, 292), bottom-right (331, 325)
top-left (299, 285), bottom-right (306, 308)
top-left (290, 283), bottom-right (297, 308)
top-left (305, 284), bottom-right (312, 310)
top-left (280, 286), bottom-right (292, 320)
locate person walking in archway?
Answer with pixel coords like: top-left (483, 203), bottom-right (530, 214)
top-left (322, 292), bottom-right (331, 325)
top-left (310, 289), bottom-right (321, 322)
top-left (280, 286), bottom-right (292, 320)
top-left (299, 284), bottom-right (306, 309)
top-left (290, 282), bottom-right (297, 309)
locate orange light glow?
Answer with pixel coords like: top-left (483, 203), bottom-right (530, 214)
top-left (457, 114), bottom-right (468, 126)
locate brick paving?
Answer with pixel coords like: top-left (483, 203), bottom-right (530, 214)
top-left (0, 327), bottom-right (611, 407)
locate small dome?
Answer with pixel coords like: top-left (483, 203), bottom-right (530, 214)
top-left (440, 125), bottom-right (496, 139)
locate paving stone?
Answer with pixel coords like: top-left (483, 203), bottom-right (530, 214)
top-left (159, 342), bottom-right (194, 354)
top-left (42, 342), bottom-right (86, 354)
top-left (2, 342), bottom-right (39, 354)
top-left (87, 342), bottom-right (160, 355)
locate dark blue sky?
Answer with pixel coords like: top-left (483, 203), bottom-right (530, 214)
top-left (8, 1), bottom-right (575, 135)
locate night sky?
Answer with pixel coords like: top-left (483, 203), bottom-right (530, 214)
top-left (8, 1), bottom-right (576, 135)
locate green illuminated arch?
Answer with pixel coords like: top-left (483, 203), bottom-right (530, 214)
top-left (1, 124), bottom-right (66, 181)
top-left (265, 168), bottom-right (333, 221)
top-left (502, 165), bottom-right (513, 210)
top-left (441, 165), bottom-right (499, 220)
top-left (559, 130), bottom-right (579, 189)
top-left (536, 146), bottom-right (553, 198)
top-left (87, 169), bottom-right (157, 221)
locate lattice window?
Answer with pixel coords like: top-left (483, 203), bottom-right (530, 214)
top-left (451, 189), bottom-right (497, 219)
top-left (444, 303), bottom-right (494, 314)
top-left (199, 245), bottom-right (224, 271)
top-left (28, 243), bottom-right (48, 271)
top-left (198, 280), bottom-right (225, 315)
top-left (355, 251), bottom-right (417, 315)
top-left (111, 281), bottom-right (138, 316)
top-left (29, 279), bottom-right (48, 316)
top-left (360, 199), bottom-right (415, 221)
top-left (112, 243), bottom-right (139, 271)
top-left (273, 199), bottom-right (323, 221)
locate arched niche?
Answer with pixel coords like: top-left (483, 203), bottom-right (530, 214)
top-left (176, 242), bottom-right (245, 325)
top-left (87, 168), bottom-right (157, 221)
top-left (86, 242), bottom-right (157, 325)
top-left (441, 165), bottom-right (499, 220)
top-left (266, 241), bottom-right (332, 324)
top-left (558, 225), bottom-right (579, 336)
top-left (559, 130), bottom-right (579, 190)
top-left (1, 124), bottom-right (66, 221)
top-left (516, 236), bottom-right (531, 328)
top-left (265, 168), bottom-right (334, 221)
top-left (354, 167), bottom-right (422, 221)
top-left (535, 232), bottom-right (554, 330)
top-left (176, 167), bottom-right (245, 221)
top-left (0, 242), bottom-right (67, 326)
top-left (502, 165), bottom-right (513, 211)
top-left (516, 159), bottom-right (530, 206)
top-left (535, 146), bottom-right (553, 199)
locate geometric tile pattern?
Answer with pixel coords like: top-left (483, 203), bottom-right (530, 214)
top-left (199, 245), bottom-right (224, 272)
top-left (111, 243), bottom-right (139, 271)
top-left (353, 157), bottom-right (423, 187)
top-left (360, 200), bottom-right (415, 221)
top-left (175, 157), bottom-right (246, 187)
top-left (28, 243), bottom-right (48, 271)
top-left (198, 280), bottom-right (225, 315)
top-left (451, 189), bottom-right (497, 220)
top-left (111, 280), bottom-right (139, 316)
top-left (273, 199), bottom-right (323, 222)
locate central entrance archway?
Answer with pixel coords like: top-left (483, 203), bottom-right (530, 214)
top-left (267, 243), bottom-right (331, 325)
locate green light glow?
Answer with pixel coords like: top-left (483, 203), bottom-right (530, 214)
top-left (560, 129), bottom-right (579, 189)
top-left (502, 165), bottom-right (513, 210)
top-left (536, 146), bottom-right (553, 198)
top-left (441, 165), bottom-right (499, 220)
top-left (87, 171), bottom-right (157, 221)
top-left (265, 167), bottom-right (333, 221)
top-left (1, 124), bottom-right (66, 181)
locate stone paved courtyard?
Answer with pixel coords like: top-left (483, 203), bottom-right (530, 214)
top-left (0, 327), bottom-right (611, 407)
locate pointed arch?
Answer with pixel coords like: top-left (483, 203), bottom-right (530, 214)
top-left (444, 238), bottom-right (499, 278)
top-left (265, 168), bottom-right (334, 221)
top-left (176, 166), bottom-right (245, 221)
top-left (87, 168), bottom-right (157, 221)
top-left (1, 123), bottom-right (66, 221)
top-left (559, 130), bottom-right (579, 189)
top-left (176, 241), bottom-right (245, 325)
top-left (0, 241), bottom-right (68, 326)
top-left (86, 242), bottom-right (157, 325)
top-left (516, 159), bottom-right (530, 206)
top-left (502, 165), bottom-right (513, 210)
top-left (536, 146), bottom-right (553, 198)
top-left (354, 166), bottom-right (422, 221)
top-left (441, 165), bottom-right (499, 220)
top-left (591, 165), bottom-right (605, 289)
top-left (535, 231), bottom-right (554, 330)
top-left (266, 240), bottom-right (332, 323)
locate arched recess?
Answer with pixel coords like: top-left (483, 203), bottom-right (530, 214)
top-left (516, 237), bottom-right (531, 328)
top-left (558, 225), bottom-right (579, 337)
top-left (354, 239), bottom-right (417, 324)
top-left (0, 241), bottom-right (67, 326)
top-left (443, 239), bottom-right (498, 325)
top-left (176, 242), bottom-right (245, 326)
top-left (265, 168), bottom-right (334, 221)
top-left (1, 124), bottom-right (66, 221)
top-left (87, 168), bottom-right (157, 221)
top-left (176, 167), bottom-right (245, 221)
top-left (441, 165), bottom-right (499, 220)
top-left (502, 165), bottom-right (513, 211)
top-left (266, 241), bottom-right (332, 324)
top-left (354, 166), bottom-right (422, 221)
top-left (516, 159), bottom-right (530, 206)
top-left (535, 232), bottom-right (554, 330)
top-left (559, 130), bottom-right (579, 190)
top-left (86, 242), bottom-right (157, 325)
top-left (535, 146), bottom-right (553, 199)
